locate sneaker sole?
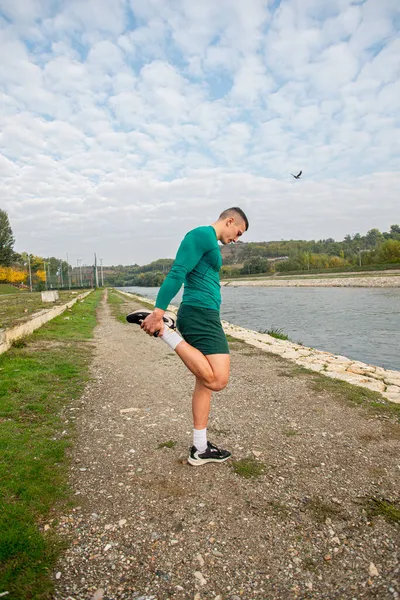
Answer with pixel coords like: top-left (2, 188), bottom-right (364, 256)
top-left (187, 455), bottom-right (231, 466)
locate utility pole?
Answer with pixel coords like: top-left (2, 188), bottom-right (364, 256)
top-left (67, 253), bottom-right (71, 290)
top-left (27, 254), bottom-right (33, 292)
top-left (77, 258), bottom-right (83, 287)
top-left (356, 247), bottom-right (362, 267)
top-left (100, 258), bottom-right (104, 287)
top-left (60, 260), bottom-right (64, 288)
top-left (94, 253), bottom-right (99, 288)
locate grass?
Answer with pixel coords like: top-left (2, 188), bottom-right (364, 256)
top-left (259, 327), bottom-right (290, 341)
top-left (272, 361), bottom-right (400, 422)
top-left (309, 373), bottom-right (400, 421)
top-left (0, 289), bottom-right (89, 330)
top-left (363, 497), bottom-right (400, 525)
top-left (157, 440), bottom-right (177, 449)
top-left (107, 288), bottom-right (127, 324)
top-left (112, 289), bottom-right (158, 313)
top-left (231, 457), bottom-right (264, 479)
top-left (304, 497), bottom-right (343, 522)
top-left (0, 284), bottom-right (28, 295)
top-left (0, 289), bottom-right (101, 599)
top-left (265, 500), bottom-right (290, 517)
top-left (225, 334), bottom-right (245, 344)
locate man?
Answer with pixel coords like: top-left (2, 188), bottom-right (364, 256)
top-left (129, 207), bottom-right (249, 466)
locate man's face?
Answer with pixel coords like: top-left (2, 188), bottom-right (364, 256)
top-left (222, 217), bottom-right (246, 245)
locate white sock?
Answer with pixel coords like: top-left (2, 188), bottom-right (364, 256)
top-left (193, 428), bottom-right (207, 453)
top-left (160, 327), bottom-right (183, 351)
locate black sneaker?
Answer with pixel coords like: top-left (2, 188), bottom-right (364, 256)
top-left (126, 310), bottom-right (175, 336)
top-left (188, 441), bottom-right (232, 466)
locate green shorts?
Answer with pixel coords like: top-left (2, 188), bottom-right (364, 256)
top-left (176, 304), bottom-right (230, 356)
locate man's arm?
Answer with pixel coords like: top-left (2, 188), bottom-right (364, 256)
top-left (141, 229), bottom-right (210, 335)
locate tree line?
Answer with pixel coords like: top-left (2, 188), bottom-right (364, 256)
top-left (0, 209), bottom-right (83, 289)
top-left (105, 224), bottom-right (400, 285)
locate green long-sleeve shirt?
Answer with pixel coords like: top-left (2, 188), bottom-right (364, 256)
top-left (155, 226), bottom-right (222, 311)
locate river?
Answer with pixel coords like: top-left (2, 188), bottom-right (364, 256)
top-left (120, 286), bottom-right (400, 372)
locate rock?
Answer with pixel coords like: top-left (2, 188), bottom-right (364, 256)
top-left (196, 553), bottom-right (205, 567)
top-left (384, 393), bottom-right (400, 404)
top-left (384, 385), bottom-right (400, 394)
top-left (305, 581), bottom-right (313, 590)
top-left (194, 594), bottom-right (201, 600)
top-left (332, 536), bottom-right (341, 545)
top-left (103, 544), bottom-right (112, 552)
top-left (252, 450), bottom-right (262, 458)
top-left (212, 549), bottom-right (223, 557)
top-left (359, 379), bottom-right (386, 393)
top-left (194, 571), bottom-right (207, 585)
top-left (369, 562), bottom-right (379, 577)
top-left (93, 590), bottom-right (104, 600)
top-left (324, 554), bottom-right (332, 561)
top-left (118, 519), bottom-right (127, 527)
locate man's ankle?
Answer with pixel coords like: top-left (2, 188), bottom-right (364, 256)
top-left (160, 328), bottom-right (183, 351)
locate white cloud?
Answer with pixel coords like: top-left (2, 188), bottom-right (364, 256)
top-left (0, 0), bottom-right (398, 265)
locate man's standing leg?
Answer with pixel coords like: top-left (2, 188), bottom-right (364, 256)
top-left (188, 356), bottom-right (232, 466)
top-left (192, 377), bottom-right (212, 453)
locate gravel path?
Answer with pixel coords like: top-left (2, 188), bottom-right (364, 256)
top-left (52, 292), bottom-right (399, 600)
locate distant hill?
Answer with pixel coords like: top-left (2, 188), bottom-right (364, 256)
top-left (103, 226), bottom-right (400, 284)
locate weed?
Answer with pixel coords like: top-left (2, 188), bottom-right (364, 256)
top-left (310, 375), bottom-right (400, 420)
top-left (231, 457), bottom-right (264, 479)
top-left (363, 497), bottom-right (400, 525)
top-left (11, 337), bottom-right (28, 348)
top-left (157, 440), bottom-right (177, 449)
top-left (259, 327), bottom-right (290, 341)
top-left (304, 497), bottom-right (343, 522)
top-left (226, 334), bottom-right (245, 343)
top-left (266, 500), bottom-right (289, 516)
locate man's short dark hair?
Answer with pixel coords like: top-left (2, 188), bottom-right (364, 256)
top-left (219, 207), bottom-right (249, 231)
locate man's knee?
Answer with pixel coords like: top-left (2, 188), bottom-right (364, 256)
top-left (208, 375), bottom-right (229, 392)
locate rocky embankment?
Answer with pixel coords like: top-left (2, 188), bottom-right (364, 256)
top-left (221, 321), bottom-right (400, 405)
top-left (221, 276), bottom-right (400, 288)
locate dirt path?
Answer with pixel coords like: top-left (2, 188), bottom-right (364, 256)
top-left (53, 293), bottom-right (399, 600)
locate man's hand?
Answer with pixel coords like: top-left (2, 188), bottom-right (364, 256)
top-left (141, 308), bottom-right (165, 336)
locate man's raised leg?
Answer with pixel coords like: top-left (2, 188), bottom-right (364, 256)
top-left (174, 341), bottom-right (230, 392)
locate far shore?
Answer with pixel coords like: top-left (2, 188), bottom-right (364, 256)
top-left (221, 271), bottom-right (400, 288)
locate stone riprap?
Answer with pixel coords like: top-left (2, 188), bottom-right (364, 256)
top-left (118, 290), bottom-right (400, 405)
top-left (221, 275), bottom-right (400, 288)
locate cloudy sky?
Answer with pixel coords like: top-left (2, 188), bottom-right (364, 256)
top-left (0, 0), bottom-right (399, 266)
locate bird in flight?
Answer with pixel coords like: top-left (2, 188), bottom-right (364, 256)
top-left (291, 170), bottom-right (302, 179)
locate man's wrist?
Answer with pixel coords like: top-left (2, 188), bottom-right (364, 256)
top-left (153, 307), bottom-right (165, 317)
